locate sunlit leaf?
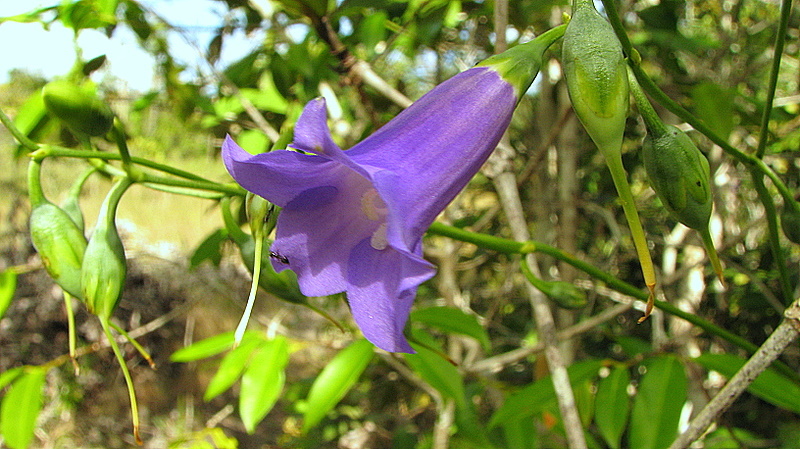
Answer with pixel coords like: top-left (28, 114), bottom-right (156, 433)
top-left (0, 270), bottom-right (17, 320)
top-left (302, 339), bottom-right (374, 432)
top-left (0, 367), bottom-right (47, 449)
top-left (204, 337), bottom-right (264, 401)
top-left (171, 331), bottom-right (257, 362)
top-left (629, 356), bottom-right (687, 449)
top-left (239, 336), bottom-right (289, 433)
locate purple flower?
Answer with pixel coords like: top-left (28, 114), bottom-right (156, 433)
top-left (222, 25), bottom-right (564, 351)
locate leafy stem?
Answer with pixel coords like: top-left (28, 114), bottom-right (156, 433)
top-left (427, 221), bottom-right (799, 381)
top-left (756, 0), bottom-right (793, 159)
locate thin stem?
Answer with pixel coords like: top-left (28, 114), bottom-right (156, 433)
top-left (751, 170), bottom-right (793, 304)
top-left (234, 233), bottom-right (264, 346)
top-left (109, 321), bottom-right (156, 369)
top-left (30, 145), bottom-right (217, 182)
top-left (627, 66), bottom-right (668, 136)
top-left (603, 152), bottom-right (657, 317)
top-left (27, 159), bottom-right (46, 207)
top-left (99, 317), bottom-right (142, 445)
top-left (0, 106), bottom-right (40, 152)
top-left (756, 0), bottom-right (793, 159)
top-left (111, 119), bottom-right (135, 174)
top-left (425, 222), bottom-right (770, 365)
top-left (63, 292), bottom-right (80, 375)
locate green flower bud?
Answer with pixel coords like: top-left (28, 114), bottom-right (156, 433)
top-left (477, 25), bottom-right (566, 100)
top-left (562, 0), bottom-right (629, 152)
top-left (42, 79), bottom-right (114, 137)
top-left (629, 68), bottom-right (723, 282)
top-left (28, 160), bottom-right (87, 299)
top-left (642, 127), bottom-right (712, 230)
top-left (781, 202), bottom-right (800, 244)
top-left (245, 192), bottom-right (278, 240)
top-left (81, 178), bottom-right (132, 318)
top-left (541, 280), bottom-right (588, 309)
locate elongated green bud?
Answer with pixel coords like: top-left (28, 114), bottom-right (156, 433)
top-left (28, 160), bottom-right (87, 299)
top-left (630, 69), bottom-right (723, 282)
top-left (562, 0), bottom-right (629, 152)
top-left (82, 177), bottom-right (132, 318)
top-left (539, 280), bottom-right (588, 309)
top-left (42, 79), bottom-right (114, 137)
top-left (563, 0), bottom-right (657, 316)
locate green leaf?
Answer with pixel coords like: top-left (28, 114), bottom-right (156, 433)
top-left (0, 270), bottom-right (17, 320)
top-left (489, 358), bottom-right (603, 428)
top-left (204, 337), bottom-right (264, 401)
top-left (190, 229), bottom-right (227, 268)
top-left (404, 331), bottom-right (466, 409)
top-left (302, 339), bottom-right (374, 432)
top-left (693, 353), bottom-right (800, 414)
top-left (595, 366), bottom-right (630, 449)
top-left (0, 367), bottom-right (47, 449)
top-left (239, 336), bottom-right (289, 433)
top-left (0, 367), bottom-right (25, 390)
top-left (171, 331), bottom-right (254, 362)
top-left (629, 355), bottom-right (687, 449)
top-left (411, 306), bottom-right (490, 350)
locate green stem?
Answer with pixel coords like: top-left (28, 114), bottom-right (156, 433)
top-left (221, 196), bottom-right (249, 245)
top-left (98, 177), bottom-right (134, 229)
top-left (99, 317), bottom-right (142, 445)
top-left (234, 233), bottom-right (263, 346)
top-left (426, 221), bottom-right (798, 380)
top-left (699, 228), bottom-right (724, 285)
top-left (601, 0), bottom-right (797, 206)
top-left (31, 145), bottom-right (216, 182)
top-left (756, 0), bottom-right (793, 159)
top-left (0, 106), bottom-right (40, 152)
top-left (109, 321), bottom-right (156, 369)
top-left (627, 66), bottom-right (668, 136)
top-left (751, 170), bottom-right (793, 304)
top-left (111, 119), bottom-right (134, 173)
top-left (63, 292), bottom-right (79, 375)
top-left (603, 151), bottom-right (657, 308)
top-left (26, 159), bottom-right (47, 207)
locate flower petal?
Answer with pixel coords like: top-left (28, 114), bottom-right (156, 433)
top-left (290, 97), bottom-right (342, 156)
top-left (270, 167), bottom-right (385, 297)
top-left (222, 135), bottom-right (339, 208)
top-left (346, 238), bottom-right (436, 353)
top-left (348, 67), bottom-right (516, 248)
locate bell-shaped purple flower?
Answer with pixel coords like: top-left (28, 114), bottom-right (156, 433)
top-left (222, 27), bottom-right (564, 352)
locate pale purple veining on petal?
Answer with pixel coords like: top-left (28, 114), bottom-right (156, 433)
top-left (221, 66), bottom-right (516, 352)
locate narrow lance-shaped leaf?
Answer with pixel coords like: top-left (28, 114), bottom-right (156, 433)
top-left (302, 339), bottom-right (374, 432)
top-left (0, 270), bottom-right (17, 320)
top-left (239, 336), bottom-right (289, 433)
top-left (629, 356), bottom-right (687, 449)
top-left (595, 366), bottom-right (631, 449)
top-left (0, 367), bottom-right (47, 449)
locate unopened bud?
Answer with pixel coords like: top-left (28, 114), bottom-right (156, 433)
top-left (81, 178), bottom-right (132, 318)
top-left (42, 79), bottom-right (114, 137)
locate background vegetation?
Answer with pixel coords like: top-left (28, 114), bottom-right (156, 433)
top-left (1, 0), bottom-right (799, 448)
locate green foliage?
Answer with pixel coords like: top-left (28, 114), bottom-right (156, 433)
top-left (411, 306), bottom-right (490, 350)
top-left (302, 339), bottom-right (374, 432)
top-left (629, 356), bottom-right (687, 449)
top-left (0, 270), bottom-right (17, 320)
top-left (0, 367), bottom-right (47, 449)
top-left (595, 366), bottom-right (630, 449)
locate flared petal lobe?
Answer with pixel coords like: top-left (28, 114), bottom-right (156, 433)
top-left (222, 66), bottom-right (517, 353)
